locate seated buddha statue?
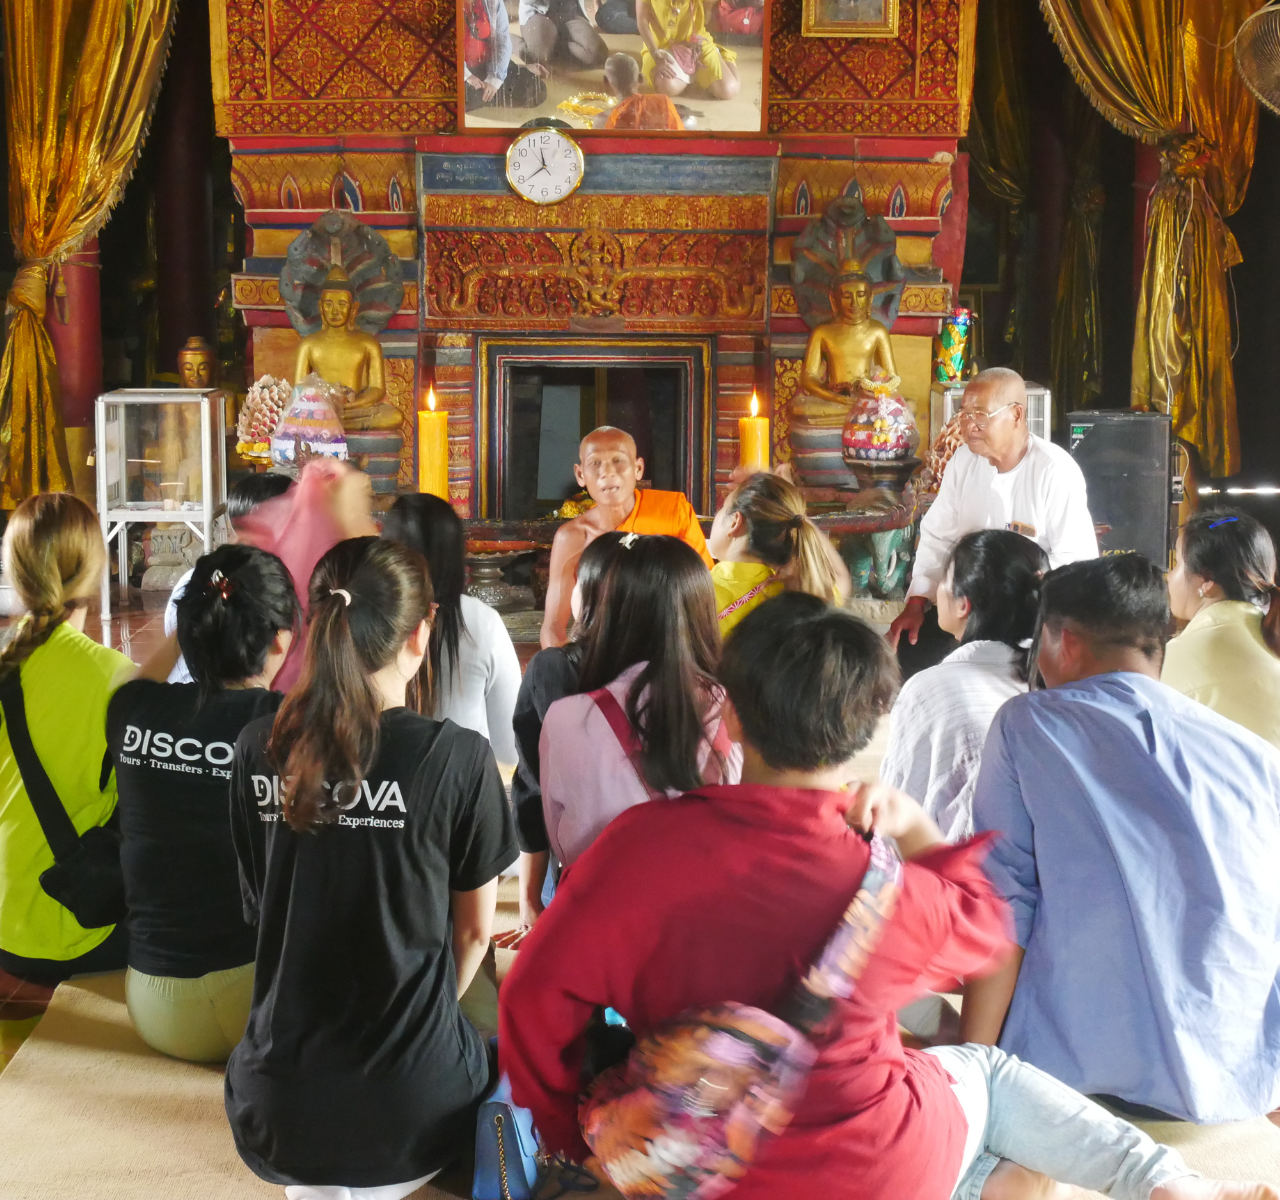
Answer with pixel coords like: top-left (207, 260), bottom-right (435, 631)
top-left (795, 263), bottom-right (898, 427)
top-left (292, 266), bottom-right (400, 432)
top-left (789, 262), bottom-right (900, 489)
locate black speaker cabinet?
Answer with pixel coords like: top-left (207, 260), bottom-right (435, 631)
top-left (1068, 411), bottom-right (1174, 567)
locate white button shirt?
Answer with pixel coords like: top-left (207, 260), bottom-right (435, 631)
top-left (880, 640), bottom-right (1027, 842)
top-left (907, 436), bottom-right (1098, 601)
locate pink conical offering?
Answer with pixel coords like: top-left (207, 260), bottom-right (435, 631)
top-left (842, 370), bottom-right (916, 462)
top-left (271, 374), bottom-right (348, 466)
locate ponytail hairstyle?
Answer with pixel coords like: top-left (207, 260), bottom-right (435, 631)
top-left (269, 537), bottom-right (433, 832)
top-left (175, 544), bottom-right (298, 705)
top-left (381, 493), bottom-right (466, 717)
top-left (1181, 507), bottom-right (1280, 657)
top-left (0, 493), bottom-right (105, 681)
top-left (947, 529), bottom-right (1048, 682)
top-left (727, 473), bottom-right (838, 604)
top-left (578, 535), bottom-right (723, 793)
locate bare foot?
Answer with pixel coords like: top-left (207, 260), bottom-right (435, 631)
top-left (981, 1161), bottom-right (1103, 1200)
top-left (1154, 1181), bottom-right (1280, 1200)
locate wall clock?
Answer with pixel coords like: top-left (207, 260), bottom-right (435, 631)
top-left (505, 128), bottom-right (584, 205)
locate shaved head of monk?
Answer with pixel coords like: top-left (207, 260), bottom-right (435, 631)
top-left (575, 426), bottom-right (645, 509)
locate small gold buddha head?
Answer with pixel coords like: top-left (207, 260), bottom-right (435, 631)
top-left (177, 336), bottom-right (216, 389)
top-left (833, 259), bottom-right (873, 324)
top-left (318, 265), bottom-right (358, 331)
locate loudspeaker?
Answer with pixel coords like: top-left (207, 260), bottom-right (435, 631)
top-left (1068, 411), bottom-right (1173, 567)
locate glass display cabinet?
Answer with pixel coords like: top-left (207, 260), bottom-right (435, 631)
top-left (95, 389), bottom-right (227, 623)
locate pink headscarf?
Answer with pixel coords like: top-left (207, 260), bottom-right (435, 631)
top-left (237, 460), bottom-right (350, 693)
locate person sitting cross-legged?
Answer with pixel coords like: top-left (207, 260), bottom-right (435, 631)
top-left (881, 529), bottom-right (1047, 842)
top-left (964, 553), bottom-right (1280, 1124)
top-left (501, 591), bottom-right (1273, 1200)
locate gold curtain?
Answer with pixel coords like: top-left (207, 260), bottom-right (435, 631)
top-left (966, 0), bottom-right (1032, 371)
top-left (0, 0), bottom-right (175, 506)
top-left (1050, 91), bottom-right (1104, 421)
top-left (1040, 0), bottom-right (1263, 478)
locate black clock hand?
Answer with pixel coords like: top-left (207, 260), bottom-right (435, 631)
top-left (525, 163), bottom-right (549, 181)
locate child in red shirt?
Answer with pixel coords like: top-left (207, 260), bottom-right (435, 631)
top-left (501, 593), bottom-right (1269, 1200)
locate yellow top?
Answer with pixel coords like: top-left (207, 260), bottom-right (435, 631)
top-left (0, 623), bottom-right (133, 961)
top-left (1162, 600), bottom-right (1280, 751)
top-left (713, 561), bottom-right (783, 636)
top-left (640, 0), bottom-right (735, 87)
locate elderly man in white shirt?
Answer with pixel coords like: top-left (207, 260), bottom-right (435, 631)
top-left (889, 367), bottom-right (1098, 659)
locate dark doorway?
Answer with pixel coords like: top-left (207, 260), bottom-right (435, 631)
top-left (480, 339), bottom-right (710, 519)
top-left (504, 364), bottom-right (685, 520)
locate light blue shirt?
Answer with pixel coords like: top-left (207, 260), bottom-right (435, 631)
top-left (973, 671), bottom-right (1280, 1123)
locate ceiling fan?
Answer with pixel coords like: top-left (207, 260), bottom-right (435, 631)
top-left (1236, 1), bottom-right (1280, 116)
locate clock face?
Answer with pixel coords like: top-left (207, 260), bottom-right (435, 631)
top-left (505, 130), bottom-right (584, 205)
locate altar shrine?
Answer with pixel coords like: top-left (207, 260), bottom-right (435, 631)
top-left (218, 0), bottom-right (973, 524)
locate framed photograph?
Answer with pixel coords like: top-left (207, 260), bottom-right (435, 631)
top-left (459, 0), bottom-right (769, 135)
top-left (801, 0), bottom-right (898, 38)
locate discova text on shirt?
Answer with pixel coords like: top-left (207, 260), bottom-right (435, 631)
top-left (118, 725), bottom-right (235, 778)
top-left (250, 773), bottom-right (408, 829)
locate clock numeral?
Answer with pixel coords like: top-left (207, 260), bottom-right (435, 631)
top-left (565, 149), bottom-right (574, 159)
top-left (541, 134), bottom-right (551, 144)
top-left (555, 185), bottom-right (562, 194)
top-left (541, 187), bottom-right (549, 197)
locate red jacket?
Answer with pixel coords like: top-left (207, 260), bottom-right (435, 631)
top-left (499, 784), bottom-right (1011, 1200)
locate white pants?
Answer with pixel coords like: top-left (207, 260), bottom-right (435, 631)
top-left (283, 1169), bottom-right (440, 1200)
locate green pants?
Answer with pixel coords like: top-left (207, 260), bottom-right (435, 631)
top-left (125, 962), bottom-right (254, 1063)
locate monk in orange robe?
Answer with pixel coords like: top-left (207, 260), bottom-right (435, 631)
top-left (540, 426), bottom-right (712, 647)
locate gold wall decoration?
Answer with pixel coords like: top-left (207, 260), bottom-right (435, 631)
top-left (230, 149), bottom-right (417, 212)
top-left (383, 357), bottom-right (417, 490)
top-left (776, 158), bottom-right (953, 219)
top-left (772, 357), bottom-right (802, 463)
top-left (802, 0), bottom-right (898, 38)
top-left (422, 192), bottom-right (770, 233)
top-left (424, 230), bottom-right (767, 331)
top-left (235, 276), bottom-right (419, 313)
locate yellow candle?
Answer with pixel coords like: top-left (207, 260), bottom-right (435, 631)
top-left (418, 385), bottom-right (449, 499)
top-left (738, 391), bottom-right (770, 472)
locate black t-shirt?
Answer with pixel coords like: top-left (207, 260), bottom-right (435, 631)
top-left (107, 681), bottom-right (280, 978)
top-left (510, 642), bottom-right (583, 854)
top-left (224, 707), bottom-right (518, 1189)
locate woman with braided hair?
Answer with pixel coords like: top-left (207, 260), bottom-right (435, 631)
top-left (0, 493), bottom-right (134, 985)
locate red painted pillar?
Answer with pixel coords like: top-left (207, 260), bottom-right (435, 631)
top-left (46, 238), bottom-right (103, 499)
top-left (151, 0), bottom-right (215, 372)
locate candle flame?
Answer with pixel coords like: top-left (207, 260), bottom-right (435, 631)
top-left (750, 391), bottom-right (759, 418)
top-left (427, 385), bottom-right (437, 412)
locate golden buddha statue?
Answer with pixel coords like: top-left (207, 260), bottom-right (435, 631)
top-left (794, 263), bottom-right (898, 428)
top-left (293, 266), bottom-right (400, 432)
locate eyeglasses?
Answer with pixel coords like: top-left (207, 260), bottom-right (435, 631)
top-left (958, 400), bottom-right (1018, 431)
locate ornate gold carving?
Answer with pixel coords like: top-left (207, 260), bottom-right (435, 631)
top-left (421, 192), bottom-right (769, 233)
top-left (230, 151), bottom-right (417, 213)
top-left (234, 275), bottom-right (418, 311)
top-left (771, 285), bottom-right (799, 315)
top-left (777, 159), bottom-right (954, 219)
top-left (899, 284), bottom-right (952, 315)
top-left (384, 357), bottom-right (417, 490)
top-left (436, 333), bottom-right (472, 347)
top-left (772, 357), bottom-right (802, 464)
top-left (423, 230), bottom-right (768, 329)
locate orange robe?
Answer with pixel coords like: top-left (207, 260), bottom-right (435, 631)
top-left (615, 488), bottom-right (713, 568)
top-left (604, 93), bottom-right (684, 131)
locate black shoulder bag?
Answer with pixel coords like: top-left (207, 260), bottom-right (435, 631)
top-left (0, 671), bottom-right (126, 929)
